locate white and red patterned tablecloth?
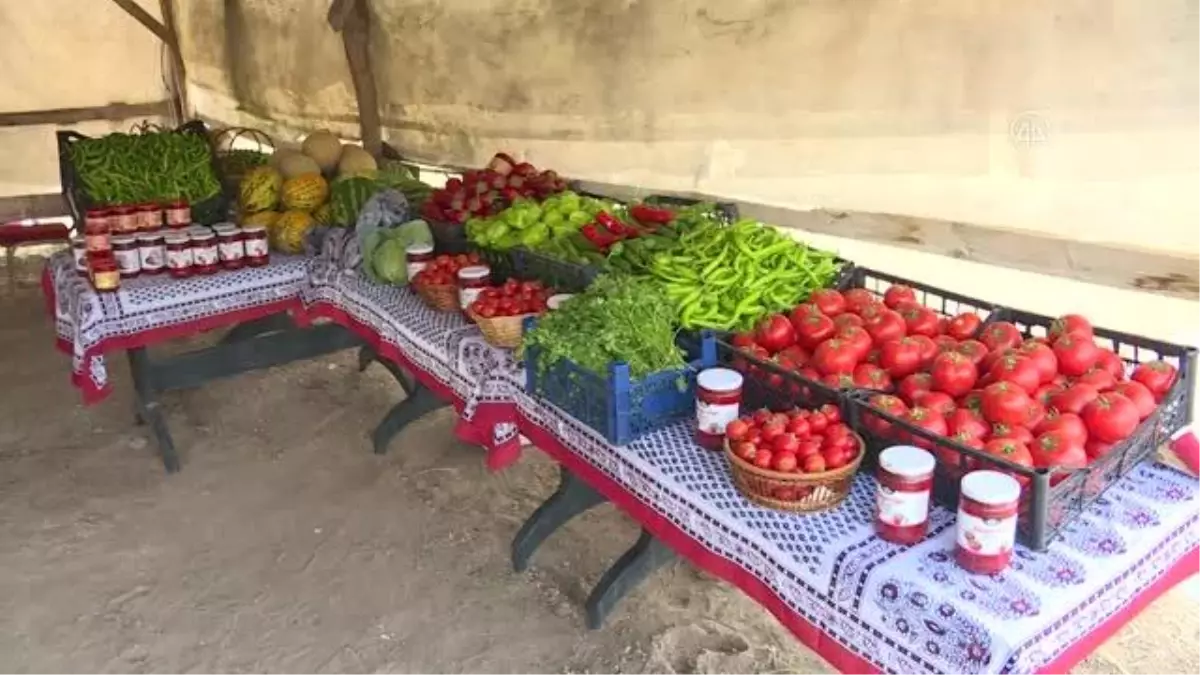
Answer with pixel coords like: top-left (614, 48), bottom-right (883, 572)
top-left (511, 389), bottom-right (1199, 675)
top-left (303, 262), bottom-right (522, 464)
top-left (42, 252), bottom-right (312, 403)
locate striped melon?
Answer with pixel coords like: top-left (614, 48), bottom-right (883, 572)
top-left (238, 166), bottom-right (282, 213)
top-left (281, 173), bottom-right (329, 212)
top-left (274, 210), bottom-right (315, 253)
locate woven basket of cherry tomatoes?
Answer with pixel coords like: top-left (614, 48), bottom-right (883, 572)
top-left (723, 406), bottom-right (865, 513)
top-left (467, 279), bottom-right (553, 349)
top-left (411, 253), bottom-right (484, 312)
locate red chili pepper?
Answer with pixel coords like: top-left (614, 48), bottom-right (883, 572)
top-left (630, 204), bottom-right (674, 225)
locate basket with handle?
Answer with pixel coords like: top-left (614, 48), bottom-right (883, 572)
top-left (414, 281), bottom-right (460, 312)
top-left (724, 432), bottom-right (865, 512)
top-left (468, 309), bottom-right (530, 349)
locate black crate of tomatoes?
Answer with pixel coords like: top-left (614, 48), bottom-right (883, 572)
top-left (853, 308), bottom-right (1195, 550)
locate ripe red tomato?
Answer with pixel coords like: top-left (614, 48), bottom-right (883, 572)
top-left (981, 382), bottom-right (1033, 426)
top-left (909, 335), bottom-right (939, 367)
top-left (1112, 381), bottom-right (1156, 420)
top-left (807, 409), bottom-right (828, 433)
top-left (948, 408), bottom-right (990, 439)
top-left (980, 347), bottom-right (1018, 375)
top-left (864, 310), bottom-right (908, 345)
top-left (931, 351), bottom-right (979, 397)
top-left (1032, 383), bottom-right (1063, 407)
top-left (812, 338), bottom-right (859, 375)
top-left (821, 404), bottom-right (843, 424)
top-left (1034, 411), bottom-right (1089, 447)
top-left (754, 314), bottom-right (797, 354)
top-left (1052, 333), bottom-right (1101, 377)
top-left (843, 289), bottom-right (878, 314)
top-left (1049, 383), bottom-right (1100, 415)
top-left (902, 406), bottom-right (948, 449)
top-left (793, 313), bottom-right (836, 349)
top-left (865, 394), bottom-right (908, 437)
top-left (753, 449), bottom-right (774, 469)
top-left (730, 332), bottom-right (757, 350)
top-left (955, 339), bottom-right (989, 366)
top-left (836, 326), bottom-right (873, 360)
top-left (1130, 360), bottom-right (1178, 400)
top-left (833, 313), bottom-right (864, 331)
top-left (822, 373), bottom-right (856, 389)
top-left (945, 431), bottom-right (984, 467)
top-left (991, 423), bottom-right (1033, 446)
top-left (726, 419), bottom-right (750, 441)
top-left (857, 303), bottom-right (887, 322)
top-left (980, 322), bottom-right (1023, 352)
top-left (1016, 341), bottom-right (1059, 384)
top-left (934, 335), bottom-right (959, 354)
top-left (760, 420), bottom-right (785, 444)
top-left (1031, 430), bottom-right (1088, 470)
top-left (852, 363), bottom-right (892, 391)
top-left (1049, 314), bottom-right (1094, 342)
top-left (1081, 393), bottom-right (1140, 443)
top-left (752, 409), bottom-right (774, 425)
top-left (988, 354), bottom-right (1042, 394)
top-left (772, 451), bottom-right (798, 473)
top-left (880, 337), bottom-right (925, 378)
top-left (897, 372), bottom-right (935, 405)
top-left (798, 437), bottom-right (823, 458)
top-left (1077, 368), bottom-right (1117, 391)
top-left (913, 390), bottom-right (957, 418)
top-left (945, 312), bottom-right (983, 340)
top-left (802, 453), bottom-right (827, 474)
top-left (1085, 439), bottom-right (1114, 460)
top-left (786, 415), bottom-right (811, 438)
top-left (883, 284), bottom-right (918, 310)
top-left (1026, 400), bottom-right (1047, 430)
top-left (789, 303), bottom-right (823, 325)
top-left (1094, 350), bottom-right (1126, 381)
top-left (899, 306), bottom-right (940, 337)
top-left (981, 438), bottom-right (1035, 476)
top-left (772, 433), bottom-right (800, 455)
top-left (959, 389), bottom-right (986, 415)
top-left (809, 289), bottom-right (847, 316)
top-left (733, 441), bottom-right (757, 462)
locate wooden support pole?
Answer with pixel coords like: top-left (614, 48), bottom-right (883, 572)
top-left (329, 0), bottom-right (383, 156)
top-left (109, 0), bottom-right (187, 123)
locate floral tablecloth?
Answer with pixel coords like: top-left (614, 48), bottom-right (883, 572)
top-left (42, 252), bottom-right (311, 403)
top-left (512, 388), bottom-right (1199, 674)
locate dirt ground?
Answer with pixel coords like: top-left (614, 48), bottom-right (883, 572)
top-left (0, 255), bottom-right (1196, 674)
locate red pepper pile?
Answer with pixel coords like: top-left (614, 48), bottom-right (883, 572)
top-left (579, 205), bottom-right (674, 251)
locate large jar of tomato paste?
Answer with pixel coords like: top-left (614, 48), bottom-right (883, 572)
top-left (875, 445), bottom-right (935, 545)
top-left (695, 368), bottom-right (744, 450)
top-left (955, 470), bottom-right (1021, 574)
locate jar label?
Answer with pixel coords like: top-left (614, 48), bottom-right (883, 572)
top-left (219, 240), bottom-right (245, 261)
top-left (166, 209), bottom-right (190, 226)
top-left (139, 245), bottom-right (164, 269)
top-left (244, 238), bottom-right (268, 257)
top-left (167, 247), bottom-right (193, 270)
top-left (877, 485), bottom-right (930, 528)
top-left (956, 509), bottom-right (1017, 557)
top-left (115, 248), bottom-right (141, 274)
top-left (193, 245), bottom-right (219, 265)
top-left (459, 287), bottom-right (483, 311)
top-left (696, 401), bottom-right (739, 435)
top-left (407, 261), bottom-right (428, 280)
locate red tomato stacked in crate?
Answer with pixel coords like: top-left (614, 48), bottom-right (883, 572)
top-left (728, 286), bottom-right (1180, 481)
top-left (469, 279), bottom-right (552, 318)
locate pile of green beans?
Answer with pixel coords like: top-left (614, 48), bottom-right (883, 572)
top-left (68, 129), bottom-right (221, 206)
top-left (647, 219), bottom-right (844, 331)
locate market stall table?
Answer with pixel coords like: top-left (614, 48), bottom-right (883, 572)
top-left (42, 252), bottom-right (360, 472)
top-left (304, 262), bottom-right (523, 460)
top-left (504, 386), bottom-right (1198, 674)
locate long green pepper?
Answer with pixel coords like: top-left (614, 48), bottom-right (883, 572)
top-left (67, 127), bottom-right (221, 206)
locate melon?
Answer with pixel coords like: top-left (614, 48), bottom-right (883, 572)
top-left (238, 166), bottom-right (282, 213)
top-left (240, 209), bottom-right (280, 229)
top-left (278, 152), bottom-right (321, 179)
top-left (281, 173), bottom-right (329, 212)
top-left (329, 176), bottom-right (377, 227)
top-left (274, 210), bottom-right (316, 253)
top-left (337, 145), bottom-right (378, 178)
top-left (302, 130), bottom-right (343, 173)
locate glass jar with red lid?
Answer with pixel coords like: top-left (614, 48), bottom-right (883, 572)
top-left (111, 206), bottom-right (138, 234)
top-left (190, 230), bottom-right (220, 274)
top-left (955, 470), bottom-right (1021, 574)
top-left (89, 252), bottom-right (121, 292)
top-left (85, 208), bottom-right (112, 233)
top-left (165, 231), bottom-right (193, 278)
top-left (163, 200), bottom-right (190, 228)
top-left (406, 243), bottom-right (434, 280)
top-left (84, 218), bottom-right (111, 254)
top-left (137, 232), bottom-right (166, 274)
top-left (111, 235), bottom-right (141, 279)
top-left (242, 225), bottom-right (269, 266)
top-left (695, 368), bottom-right (744, 450)
top-left (456, 265), bottom-right (491, 313)
top-left (214, 225), bottom-right (245, 270)
top-left (875, 445), bottom-right (936, 544)
top-left (137, 203), bottom-right (162, 231)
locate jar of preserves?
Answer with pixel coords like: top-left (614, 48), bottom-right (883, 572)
top-left (406, 243), bottom-right (434, 280)
top-left (955, 470), bottom-right (1021, 574)
top-left (875, 445), bottom-right (936, 544)
top-left (137, 232), bottom-right (166, 274)
top-left (111, 206), bottom-right (138, 234)
top-left (70, 237), bottom-right (88, 276)
top-left (84, 218), bottom-right (111, 253)
top-left (138, 203), bottom-right (162, 231)
top-left (456, 265), bottom-right (491, 312)
top-left (695, 368), bottom-right (744, 450)
top-left (84, 208), bottom-right (112, 233)
top-left (89, 252), bottom-right (121, 292)
top-left (163, 200), bottom-right (190, 228)
top-left (242, 225), bottom-right (269, 266)
top-left (111, 235), bottom-right (141, 278)
top-left (165, 231), bottom-right (193, 278)
top-left (190, 231), bottom-right (219, 274)
top-left (215, 226), bottom-right (245, 270)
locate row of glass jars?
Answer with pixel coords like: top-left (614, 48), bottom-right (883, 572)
top-left (73, 223), bottom-right (269, 288)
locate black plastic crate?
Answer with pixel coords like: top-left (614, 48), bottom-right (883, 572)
top-left (430, 220), bottom-right (470, 254)
top-left (468, 244), bottom-right (519, 282)
top-left (848, 309), bottom-right (1195, 551)
top-left (835, 266), bottom-right (999, 324)
top-left (713, 339), bottom-right (853, 419)
top-left (514, 248), bottom-right (603, 294)
top-left (57, 119), bottom-right (228, 228)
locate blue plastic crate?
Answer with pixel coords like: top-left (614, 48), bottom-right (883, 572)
top-left (523, 325), bottom-right (718, 445)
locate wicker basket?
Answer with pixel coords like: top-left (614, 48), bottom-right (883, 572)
top-left (468, 309), bottom-right (531, 349)
top-left (415, 282), bottom-right (460, 312)
top-left (724, 433), bottom-right (865, 513)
